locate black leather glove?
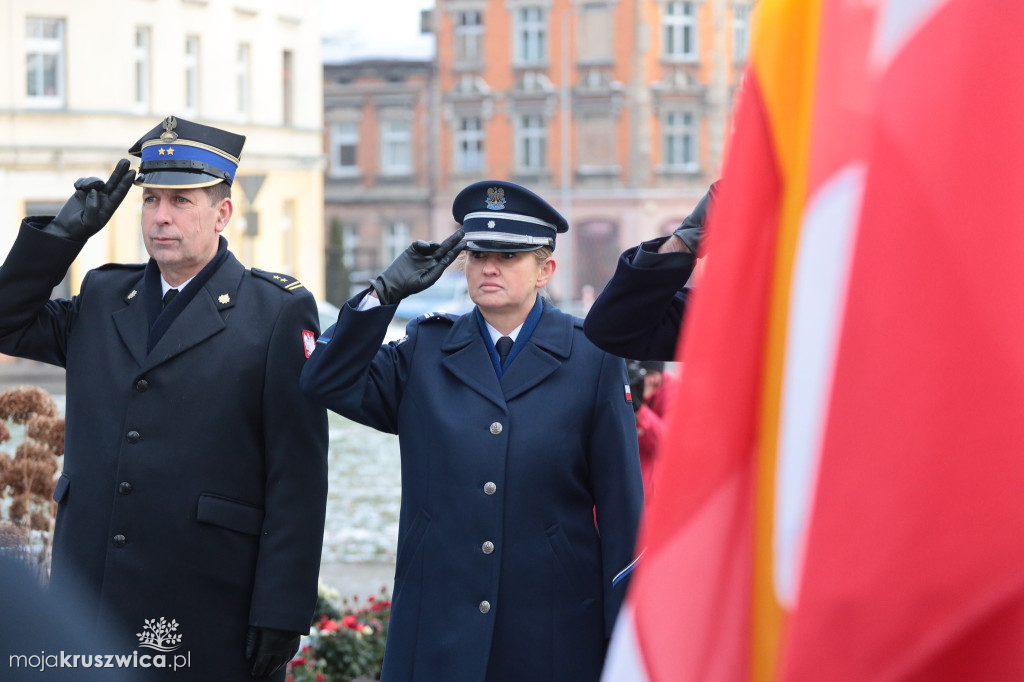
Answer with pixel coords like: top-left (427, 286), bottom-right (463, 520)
top-left (44, 159), bottom-right (136, 242)
top-left (245, 626), bottom-right (302, 680)
top-left (370, 228), bottom-right (465, 305)
top-left (671, 180), bottom-right (719, 254)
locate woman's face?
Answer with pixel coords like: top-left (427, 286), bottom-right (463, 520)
top-left (465, 250), bottom-right (555, 319)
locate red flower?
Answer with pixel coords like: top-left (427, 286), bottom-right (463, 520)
top-left (321, 619), bottom-right (340, 632)
top-left (316, 674), bottom-right (324, 682)
top-left (341, 615), bottom-right (359, 630)
top-left (368, 595), bottom-right (376, 603)
top-left (291, 656), bottom-right (306, 666)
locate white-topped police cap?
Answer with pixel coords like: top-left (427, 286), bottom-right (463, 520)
top-left (129, 115), bottom-right (246, 189)
top-left (452, 180), bottom-right (569, 252)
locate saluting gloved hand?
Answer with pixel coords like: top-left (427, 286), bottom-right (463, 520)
top-left (370, 228), bottom-right (466, 304)
top-left (670, 180), bottom-right (719, 254)
top-left (45, 159), bottom-right (136, 242)
top-left (245, 626), bottom-right (302, 680)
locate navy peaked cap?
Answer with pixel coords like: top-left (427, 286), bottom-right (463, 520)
top-left (129, 116), bottom-right (245, 189)
top-left (452, 180), bottom-right (568, 252)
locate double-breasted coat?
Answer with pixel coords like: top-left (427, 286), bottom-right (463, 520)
top-left (301, 293), bottom-right (643, 682)
top-left (0, 223), bottom-right (328, 681)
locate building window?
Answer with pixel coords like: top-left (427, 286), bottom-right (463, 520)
top-left (184, 35), bottom-right (200, 116)
top-left (454, 10), bottom-right (483, 65)
top-left (281, 200), bottom-right (295, 271)
top-left (514, 7), bottom-right (547, 66)
top-left (663, 110), bottom-right (698, 171)
top-left (663, 1), bottom-right (697, 61)
top-left (577, 112), bottom-right (616, 171)
top-left (380, 119), bottom-right (412, 176)
top-left (733, 5), bottom-right (750, 63)
top-left (515, 114), bottom-right (547, 172)
top-left (25, 17), bottom-right (65, 107)
top-left (383, 222), bottom-right (411, 265)
top-left (577, 2), bottom-right (613, 64)
top-left (282, 50), bottom-right (294, 125)
top-left (454, 117), bottom-right (484, 172)
top-left (133, 27), bottom-right (151, 112)
top-left (236, 43), bottom-right (251, 121)
top-left (342, 224), bottom-right (360, 269)
top-left (330, 122), bottom-right (359, 177)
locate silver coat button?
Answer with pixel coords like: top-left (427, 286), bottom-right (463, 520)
top-left (484, 482), bottom-right (496, 495)
top-left (489, 422), bottom-right (502, 435)
top-left (482, 541), bottom-right (494, 554)
top-left (479, 600), bottom-right (491, 614)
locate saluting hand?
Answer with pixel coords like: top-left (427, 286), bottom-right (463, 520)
top-left (370, 228), bottom-right (466, 305)
top-left (46, 159), bottom-right (136, 242)
top-left (666, 180), bottom-right (719, 255)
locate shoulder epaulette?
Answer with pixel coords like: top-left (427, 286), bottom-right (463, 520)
top-left (95, 262), bottom-right (146, 272)
top-left (417, 311), bottom-right (459, 325)
top-left (251, 268), bottom-right (305, 293)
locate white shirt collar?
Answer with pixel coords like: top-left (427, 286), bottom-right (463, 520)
top-left (484, 321), bottom-right (523, 345)
top-left (160, 274), bottom-right (196, 296)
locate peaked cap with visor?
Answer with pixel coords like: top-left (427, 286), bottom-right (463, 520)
top-left (129, 115), bottom-right (246, 189)
top-left (452, 180), bottom-right (568, 253)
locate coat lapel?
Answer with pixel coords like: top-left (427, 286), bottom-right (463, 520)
top-left (441, 313), bottom-right (507, 411)
top-left (140, 253), bottom-right (244, 373)
top-left (112, 273), bottom-right (150, 367)
top-left (499, 300), bottom-right (574, 402)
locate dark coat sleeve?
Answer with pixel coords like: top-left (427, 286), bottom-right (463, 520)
top-left (583, 238), bottom-right (696, 362)
top-left (0, 221), bottom-right (86, 366)
top-left (299, 290), bottom-right (412, 434)
top-left (249, 287), bottom-right (330, 633)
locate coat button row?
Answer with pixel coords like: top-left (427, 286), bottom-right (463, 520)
top-left (118, 482), bottom-right (133, 495)
top-left (113, 534), bottom-right (126, 548)
top-left (482, 541), bottom-right (494, 555)
top-left (135, 379), bottom-right (149, 392)
top-left (478, 600), bottom-right (490, 614)
top-left (126, 431), bottom-right (141, 444)
top-left (489, 422), bottom-right (502, 435)
top-left (483, 482), bottom-right (496, 495)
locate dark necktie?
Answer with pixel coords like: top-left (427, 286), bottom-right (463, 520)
top-left (162, 288), bottom-right (179, 308)
top-left (495, 336), bottom-right (513, 367)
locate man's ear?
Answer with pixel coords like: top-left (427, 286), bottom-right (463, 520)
top-left (214, 197), bottom-right (233, 234)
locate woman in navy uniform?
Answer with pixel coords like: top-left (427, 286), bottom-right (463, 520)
top-left (301, 181), bottom-right (643, 682)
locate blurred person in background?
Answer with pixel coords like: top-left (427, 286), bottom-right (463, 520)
top-left (584, 182), bottom-right (719, 361)
top-left (0, 116), bottom-right (327, 681)
top-left (301, 180), bottom-right (643, 682)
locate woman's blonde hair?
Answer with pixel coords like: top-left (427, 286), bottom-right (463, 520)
top-left (454, 246), bottom-right (554, 270)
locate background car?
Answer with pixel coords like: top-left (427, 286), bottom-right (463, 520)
top-left (393, 272), bottom-right (474, 321)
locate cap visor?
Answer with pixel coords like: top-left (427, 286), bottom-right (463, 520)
top-left (134, 170), bottom-right (226, 189)
top-left (464, 240), bottom-right (547, 253)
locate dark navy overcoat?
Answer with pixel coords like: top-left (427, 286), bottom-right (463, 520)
top-left (0, 223), bottom-right (328, 681)
top-left (583, 239), bottom-right (697, 361)
top-left (301, 293), bottom-right (643, 682)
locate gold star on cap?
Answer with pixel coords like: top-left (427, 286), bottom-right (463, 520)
top-left (218, 294), bottom-right (230, 305)
top-left (126, 290), bottom-right (137, 300)
top-left (166, 147), bottom-right (174, 156)
top-left (157, 148), bottom-right (166, 156)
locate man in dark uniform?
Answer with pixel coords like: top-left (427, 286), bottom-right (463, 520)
top-left (584, 181), bottom-right (718, 361)
top-left (0, 116), bottom-right (328, 681)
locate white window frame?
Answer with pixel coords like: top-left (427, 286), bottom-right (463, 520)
top-left (133, 26), bottom-right (151, 113)
top-left (25, 17), bottom-right (65, 108)
top-left (663, 1), bottom-right (698, 61)
top-left (184, 35), bottom-right (200, 117)
top-left (515, 114), bottom-right (547, 172)
top-left (514, 7), bottom-right (547, 66)
top-left (380, 119), bottom-right (412, 176)
top-left (732, 5), bottom-right (750, 63)
top-left (383, 222), bottom-right (411, 265)
top-left (330, 122), bottom-right (360, 177)
top-left (454, 10), bottom-right (484, 64)
top-left (454, 116), bottom-right (484, 172)
top-left (663, 110), bottom-right (699, 171)
top-left (236, 43), bottom-right (251, 122)
top-left (342, 224), bottom-right (360, 269)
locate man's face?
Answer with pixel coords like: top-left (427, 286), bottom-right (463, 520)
top-left (141, 186), bottom-right (230, 283)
